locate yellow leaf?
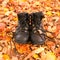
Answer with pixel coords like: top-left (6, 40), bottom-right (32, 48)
top-left (46, 11), bottom-right (52, 16)
top-left (34, 1), bottom-right (40, 6)
top-left (13, 17), bottom-right (18, 21)
top-left (33, 54), bottom-right (39, 59)
top-left (45, 7), bottom-right (52, 10)
top-left (9, 7), bottom-right (14, 11)
top-left (56, 12), bottom-right (60, 16)
top-left (3, 54), bottom-right (10, 60)
top-left (4, 8), bottom-right (8, 12)
top-left (46, 52), bottom-right (57, 60)
top-left (18, 0), bottom-right (27, 2)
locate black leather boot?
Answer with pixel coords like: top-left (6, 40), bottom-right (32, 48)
top-left (14, 12), bottom-right (29, 44)
top-left (31, 12), bottom-right (45, 44)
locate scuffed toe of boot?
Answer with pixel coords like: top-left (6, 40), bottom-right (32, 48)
top-left (31, 33), bottom-right (45, 45)
top-left (14, 32), bottom-right (29, 44)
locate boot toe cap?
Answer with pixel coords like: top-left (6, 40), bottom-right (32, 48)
top-left (31, 33), bottom-right (45, 44)
top-left (14, 32), bottom-right (29, 44)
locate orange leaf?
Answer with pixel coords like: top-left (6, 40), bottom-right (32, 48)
top-left (5, 36), bottom-right (12, 42)
top-left (9, 7), bottom-right (14, 11)
top-left (46, 41), bottom-right (55, 49)
top-left (0, 23), bottom-right (6, 31)
top-left (55, 48), bottom-right (60, 56)
top-left (15, 44), bottom-right (31, 54)
top-left (3, 54), bottom-right (10, 60)
top-left (0, 0), bottom-right (3, 3)
top-left (18, 0), bottom-right (27, 2)
top-left (33, 54), bottom-right (39, 59)
top-left (12, 17), bottom-right (18, 21)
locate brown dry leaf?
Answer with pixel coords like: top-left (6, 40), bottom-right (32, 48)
top-left (48, 26), bottom-right (57, 33)
top-left (46, 32), bottom-right (54, 38)
top-left (24, 47), bottom-right (44, 60)
top-left (55, 48), bottom-right (60, 56)
top-left (0, 0), bottom-right (3, 3)
top-left (56, 33), bottom-right (60, 39)
top-left (46, 41), bottom-right (55, 50)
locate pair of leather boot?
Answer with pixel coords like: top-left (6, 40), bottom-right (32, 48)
top-left (14, 12), bottom-right (45, 44)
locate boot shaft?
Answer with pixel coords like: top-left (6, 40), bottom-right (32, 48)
top-left (30, 12), bottom-right (44, 29)
top-left (17, 12), bottom-right (44, 29)
top-left (17, 12), bottom-right (30, 31)
top-left (17, 12), bottom-right (29, 23)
